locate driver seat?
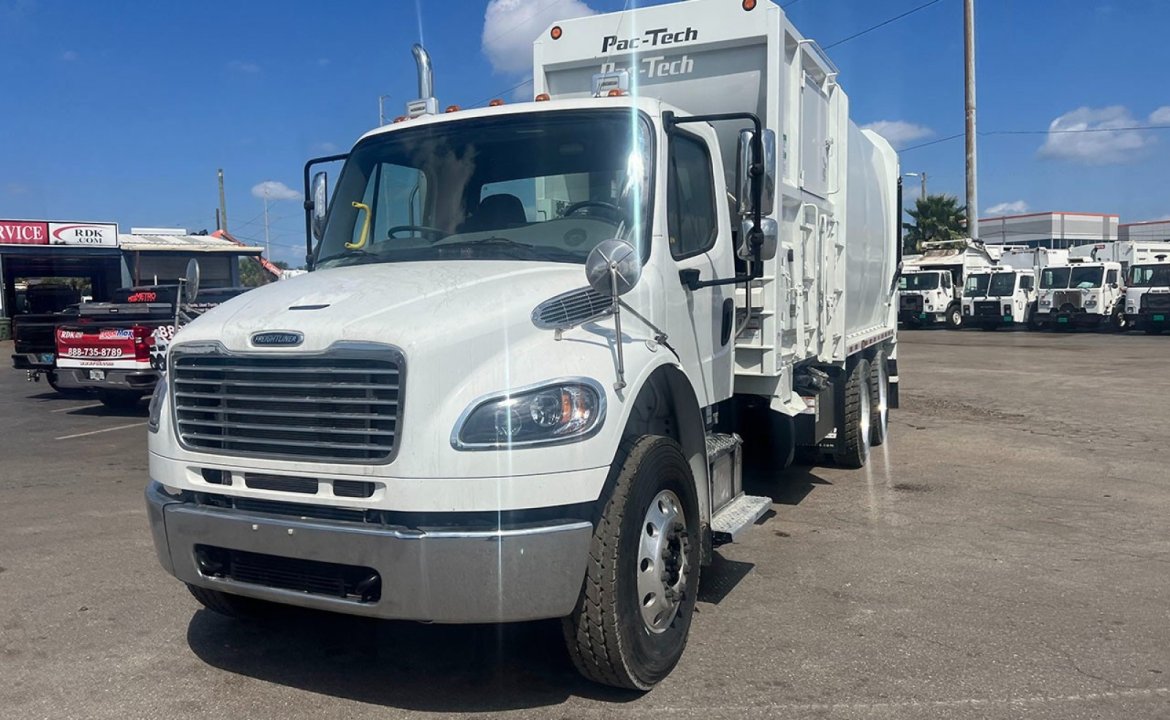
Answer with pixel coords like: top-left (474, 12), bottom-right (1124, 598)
top-left (460, 194), bottom-right (527, 233)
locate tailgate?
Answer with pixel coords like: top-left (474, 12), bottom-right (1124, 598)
top-left (57, 325), bottom-right (150, 370)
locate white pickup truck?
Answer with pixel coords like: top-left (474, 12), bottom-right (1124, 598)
top-left (145, 0), bottom-right (900, 690)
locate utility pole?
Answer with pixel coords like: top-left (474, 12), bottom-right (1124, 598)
top-left (964, 0), bottom-right (979, 240)
top-left (217, 169), bottom-right (229, 232)
top-left (905, 172), bottom-right (928, 201)
top-left (262, 188), bottom-right (271, 259)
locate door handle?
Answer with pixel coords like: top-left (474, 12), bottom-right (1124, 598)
top-left (721, 298), bottom-right (735, 346)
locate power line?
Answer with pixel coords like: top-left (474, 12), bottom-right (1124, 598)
top-left (900, 124), bottom-right (1170, 152)
top-left (823, 0), bottom-right (944, 50)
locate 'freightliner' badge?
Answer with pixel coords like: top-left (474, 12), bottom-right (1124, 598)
top-left (251, 331), bottom-right (304, 347)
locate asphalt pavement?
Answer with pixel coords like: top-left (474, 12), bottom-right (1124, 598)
top-left (1, 330), bottom-right (1168, 719)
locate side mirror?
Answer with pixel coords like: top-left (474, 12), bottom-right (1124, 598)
top-left (183, 258), bottom-right (201, 304)
top-left (739, 217), bottom-right (778, 261)
top-left (736, 128), bottom-right (777, 217)
top-left (585, 239), bottom-right (641, 297)
top-left (311, 171), bottom-right (329, 242)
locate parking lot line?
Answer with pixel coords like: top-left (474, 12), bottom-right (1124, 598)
top-left (55, 422), bottom-right (146, 441)
top-left (49, 403), bottom-right (103, 414)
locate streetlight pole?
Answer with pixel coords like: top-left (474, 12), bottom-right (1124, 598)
top-left (964, 0), bottom-right (979, 240)
top-left (903, 172), bottom-right (927, 201)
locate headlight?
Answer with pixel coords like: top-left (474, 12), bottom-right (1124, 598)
top-left (147, 375), bottom-right (168, 433)
top-left (453, 379), bottom-right (605, 450)
top-left (1040, 299), bottom-right (1051, 307)
top-left (1086, 298), bottom-right (1098, 307)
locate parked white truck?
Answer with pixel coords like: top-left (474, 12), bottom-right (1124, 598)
top-left (899, 240), bottom-right (997, 329)
top-left (961, 247), bottom-right (1066, 330)
top-left (1125, 255), bottom-right (1170, 334)
top-left (145, 0), bottom-right (899, 690)
top-left (1033, 257), bottom-right (1126, 331)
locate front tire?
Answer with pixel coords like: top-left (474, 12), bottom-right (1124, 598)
top-left (563, 435), bottom-right (700, 691)
top-left (833, 358), bottom-right (871, 469)
top-left (945, 304), bottom-right (963, 329)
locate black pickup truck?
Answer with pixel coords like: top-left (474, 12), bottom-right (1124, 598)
top-left (11, 305), bottom-right (82, 392)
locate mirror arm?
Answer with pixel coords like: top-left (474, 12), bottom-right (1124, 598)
top-left (663, 110), bottom-right (765, 278)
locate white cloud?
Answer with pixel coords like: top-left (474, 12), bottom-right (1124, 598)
top-left (61, 50), bottom-right (78, 61)
top-left (1150, 106), bottom-right (1170, 125)
top-left (860, 120), bottom-right (933, 149)
top-left (984, 200), bottom-right (1029, 217)
top-left (1037, 106), bottom-right (1155, 165)
top-left (482, 0), bottom-right (597, 75)
top-left (228, 60), bottom-right (262, 74)
top-left (251, 181), bottom-right (300, 201)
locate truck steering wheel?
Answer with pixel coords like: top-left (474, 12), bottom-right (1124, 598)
top-left (562, 201), bottom-right (628, 225)
top-left (387, 225), bottom-right (447, 243)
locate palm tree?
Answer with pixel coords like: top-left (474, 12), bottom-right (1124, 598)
top-left (903, 194), bottom-right (968, 254)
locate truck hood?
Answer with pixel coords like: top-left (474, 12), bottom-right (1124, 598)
top-left (178, 261), bottom-right (585, 353)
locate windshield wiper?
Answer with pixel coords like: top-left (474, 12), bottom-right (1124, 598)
top-left (438, 236), bottom-right (535, 250)
top-left (315, 248), bottom-right (381, 267)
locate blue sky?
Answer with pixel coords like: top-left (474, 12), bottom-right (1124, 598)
top-left (1, 0), bottom-right (1167, 265)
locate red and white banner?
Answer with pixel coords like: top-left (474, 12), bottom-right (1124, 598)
top-left (0, 220), bottom-right (49, 245)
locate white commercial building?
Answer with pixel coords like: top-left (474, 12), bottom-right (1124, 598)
top-left (1120, 220), bottom-right (1170, 242)
top-left (978, 212), bottom-right (1119, 249)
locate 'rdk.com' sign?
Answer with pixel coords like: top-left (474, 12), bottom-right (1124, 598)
top-left (49, 222), bottom-right (119, 247)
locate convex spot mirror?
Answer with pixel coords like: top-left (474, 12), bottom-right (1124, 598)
top-left (311, 171), bottom-right (329, 242)
top-left (586, 239), bottom-right (641, 297)
top-left (736, 128), bottom-right (777, 220)
top-left (740, 217), bottom-right (779, 262)
top-left (183, 259), bottom-right (201, 304)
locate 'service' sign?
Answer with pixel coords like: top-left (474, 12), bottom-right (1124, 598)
top-left (0, 220), bottom-right (48, 245)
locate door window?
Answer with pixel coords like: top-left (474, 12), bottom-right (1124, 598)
top-left (667, 133), bottom-right (717, 259)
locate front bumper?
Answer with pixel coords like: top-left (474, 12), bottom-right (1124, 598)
top-left (1129, 310), bottom-right (1170, 326)
top-left (1032, 310), bottom-right (1103, 328)
top-left (146, 481), bottom-right (592, 623)
top-left (56, 367), bottom-right (158, 391)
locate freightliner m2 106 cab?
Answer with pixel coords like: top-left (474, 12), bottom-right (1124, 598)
top-left (1125, 257), bottom-right (1170, 334)
top-left (145, 0), bottom-right (899, 690)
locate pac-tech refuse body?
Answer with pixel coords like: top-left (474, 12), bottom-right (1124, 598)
top-left (146, 0), bottom-right (900, 690)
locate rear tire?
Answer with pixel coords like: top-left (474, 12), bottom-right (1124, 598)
top-left (833, 359), bottom-right (871, 469)
top-left (563, 435), bottom-right (700, 691)
top-left (945, 304), bottom-right (962, 330)
top-left (1026, 304), bottom-right (1042, 331)
top-left (98, 389), bottom-right (144, 409)
top-left (1109, 305), bottom-right (1128, 332)
top-left (868, 352), bottom-right (889, 447)
top-left (186, 584), bottom-right (267, 619)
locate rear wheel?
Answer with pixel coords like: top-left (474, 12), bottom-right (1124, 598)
top-left (1026, 304), bottom-right (1041, 331)
top-left (945, 304), bottom-right (962, 329)
top-left (563, 435), bottom-right (700, 691)
top-left (833, 358), bottom-right (871, 469)
top-left (1109, 305), bottom-right (1128, 332)
top-left (98, 389), bottom-right (144, 409)
top-left (868, 352), bottom-right (889, 447)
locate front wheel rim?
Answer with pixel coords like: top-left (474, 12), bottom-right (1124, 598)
top-left (637, 489), bottom-right (690, 634)
top-left (876, 364), bottom-right (889, 433)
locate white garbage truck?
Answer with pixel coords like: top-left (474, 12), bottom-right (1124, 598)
top-left (961, 247), bottom-right (1066, 330)
top-left (1125, 254), bottom-right (1170, 334)
top-left (899, 240), bottom-right (997, 329)
top-left (145, 0), bottom-right (899, 690)
top-left (1033, 256), bottom-right (1126, 331)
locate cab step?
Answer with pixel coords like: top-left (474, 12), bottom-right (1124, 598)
top-left (711, 494), bottom-right (771, 545)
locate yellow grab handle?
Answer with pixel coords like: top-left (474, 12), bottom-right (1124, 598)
top-left (345, 201), bottom-right (371, 249)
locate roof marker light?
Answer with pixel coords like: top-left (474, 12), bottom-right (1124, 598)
top-left (445, 104), bottom-right (461, 113)
top-left (535, 93), bottom-right (551, 102)
top-left (489, 98), bottom-right (505, 107)
top-left (607, 89), bottom-right (625, 97)
top-left (743, 0), bottom-right (757, 10)
top-left (392, 116), bottom-right (407, 123)
top-left (550, 25), bottom-right (563, 40)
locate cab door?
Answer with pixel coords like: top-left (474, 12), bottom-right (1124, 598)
top-left (662, 127), bottom-right (735, 406)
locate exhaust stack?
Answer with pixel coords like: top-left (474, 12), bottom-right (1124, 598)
top-left (406, 44), bottom-right (438, 118)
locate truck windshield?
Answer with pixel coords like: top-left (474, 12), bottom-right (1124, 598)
top-left (1070, 266), bottom-right (1103, 289)
top-left (1129, 263), bottom-right (1170, 287)
top-left (963, 274), bottom-right (989, 297)
top-left (988, 272), bottom-right (1016, 297)
top-left (900, 273), bottom-right (940, 291)
top-left (1040, 267), bottom-right (1070, 289)
top-left (316, 110), bottom-right (653, 268)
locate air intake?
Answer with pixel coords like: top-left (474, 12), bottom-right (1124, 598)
top-left (532, 287), bottom-right (613, 330)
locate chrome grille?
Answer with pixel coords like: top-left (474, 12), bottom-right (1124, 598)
top-left (532, 288), bottom-right (612, 329)
top-left (171, 346), bottom-right (402, 463)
